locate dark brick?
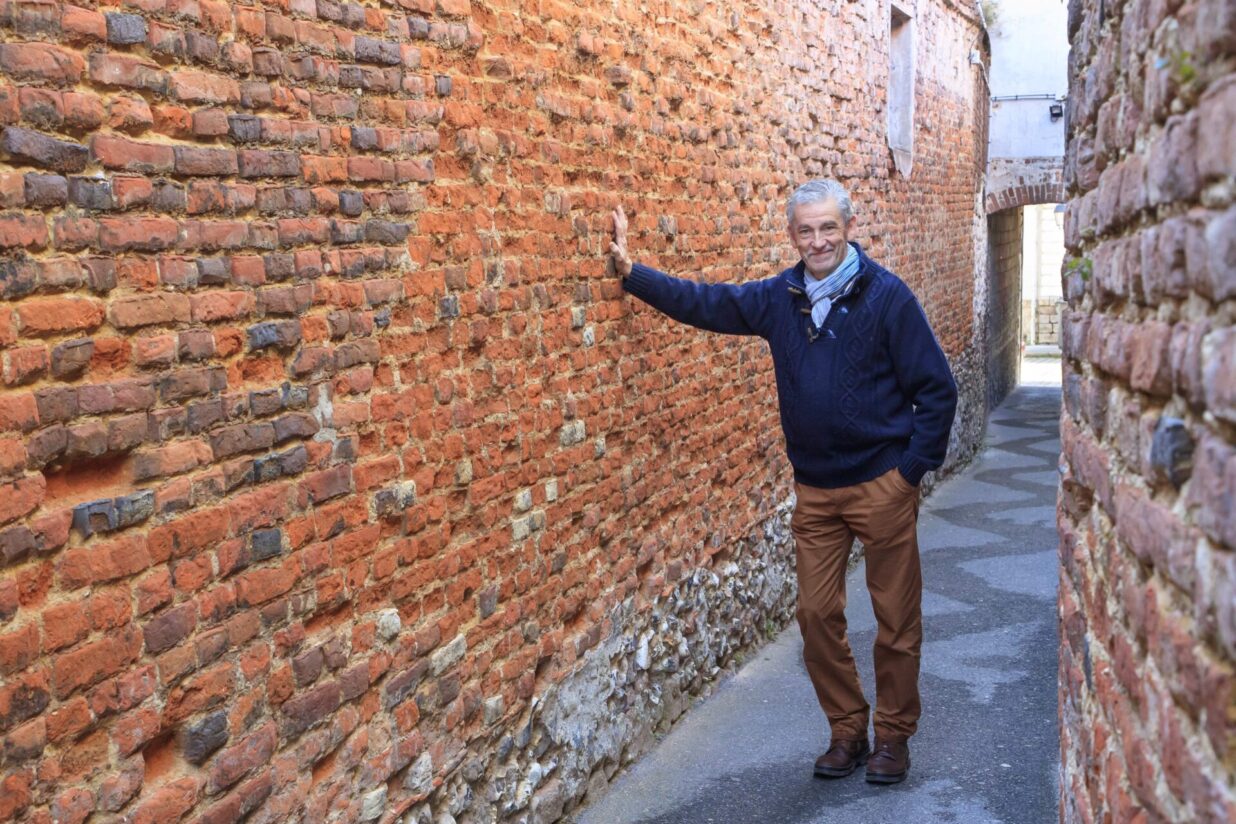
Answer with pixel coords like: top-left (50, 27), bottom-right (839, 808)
top-left (185, 30), bottom-right (220, 64)
top-left (227, 115), bottom-right (261, 143)
top-left (3, 128), bottom-right (88, 173)
top-left (291, 647), bottom-right (323, 686)
top-left (364, 219), bottom-right (409, 244)
top-left (350, 126), bottom-right (377, 150)
top-left (249, 389), bottom-right (282, 417)
top-left (210, 423), bottom-right (275, 459)
top-left (354, 36), bottom-right (400, 65)
top-left (143, 603), bottom-right (196, 654)
top-left (382, 659), bottom-right (428, 710)
top-left (279, 681), bottom-right (340, 739)
top-left (47, 339), bottom-right (92, 381)
top-left (330, 220), bottom-right (364, 245)
top-left (24, 174), bottom-right (67, 207)
top-left (250, 529), bottom-right (283, 562)
top-left (35, 386), bottom-right (78, 423)
top-left (82, 258), bottom-right (117, 293)
top-left (197, 258), bottom-right (229, 286)
top-left (151, 180), bottom-right (186, 212)
top-left (25, 425), bottom-right (67, 467)
top-left (105, 13), bottom-right (147, 45)
top-left (338, 190), bottom-right (364, 216)
top-left (246, 321), bottom-right (300, 352)
top-left (114, 490), bottom-right (154, 528)
top-left (238, 150), bottom-right (300, 179)
top-left (272, 413), bottom-right (317, 443)
top-left (0, 525), bottom-right (36, 564)
top-left (1150, 417), bottom-right (1194, 489)
top-left (180, 711), bottom-right (228, 765)
top-left (71, 499), bottom-right (117, 537)
top-left (0, 261), bottom-right (38, 300)
top-left (67, 177), bottom-right (114, 211)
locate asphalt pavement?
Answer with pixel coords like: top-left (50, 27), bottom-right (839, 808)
top-left (574, 379), bottom-right (1062, 824)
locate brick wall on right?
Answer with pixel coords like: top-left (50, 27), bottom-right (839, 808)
top-left (1057, 0), bottom-right (1235, 820)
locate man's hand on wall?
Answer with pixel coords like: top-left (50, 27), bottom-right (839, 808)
top-left (610, 206), bottom-right (633, 279)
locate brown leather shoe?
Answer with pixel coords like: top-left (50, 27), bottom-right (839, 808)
top-left (865, 738), bottom-right (910, 784)
top-left (813, 738), bottom-right (870, 778)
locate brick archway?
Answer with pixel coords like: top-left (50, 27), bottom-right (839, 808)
top-left (985, 157), bottom-right (1065, 212)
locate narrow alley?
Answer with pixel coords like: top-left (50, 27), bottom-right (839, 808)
top-left (575, 376), bottom-right (1063, 824)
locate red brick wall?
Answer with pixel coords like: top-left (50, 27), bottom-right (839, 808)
top-left (0, 1), bottom-right (988, 821)
top-left (1058, 0), bottom-right (1236, 819)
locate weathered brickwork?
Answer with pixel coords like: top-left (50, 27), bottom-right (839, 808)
top-left (0, 1), bottom-right (988, 822)
top-left (1058, 0), bottom-right (1236, 820)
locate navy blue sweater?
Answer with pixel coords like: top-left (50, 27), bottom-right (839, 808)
top-left (623, 246), bottom-right (958, 489)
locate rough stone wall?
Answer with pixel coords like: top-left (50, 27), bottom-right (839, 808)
top-left (986, 208), bottom-right (1020, 406)
top-left (1057, 0), bottom-right (1236, 820)
top-left (0, 1), bottom-right (987, 823)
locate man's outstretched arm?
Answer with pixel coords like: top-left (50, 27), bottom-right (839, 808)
top-left (609, 206), bottom-right (771, 338)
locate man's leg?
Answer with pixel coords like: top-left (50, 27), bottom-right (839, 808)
top-left (846, 469), bottom-right (923, 744)
top-left (791, 482), bottom-right (869, 742)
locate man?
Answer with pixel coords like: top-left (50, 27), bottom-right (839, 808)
top-left (608, 179), bottom-right (957, 785)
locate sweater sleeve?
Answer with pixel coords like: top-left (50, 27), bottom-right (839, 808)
top-left (622, 263), bottom-right (772, 338)
top-left (887, 291), bottom-right (958, 486)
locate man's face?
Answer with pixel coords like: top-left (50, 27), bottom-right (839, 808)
top-left (788, 198), bottom-right (856, 280)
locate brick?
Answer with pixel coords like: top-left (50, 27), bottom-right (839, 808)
top-left (0, 43), bottom-right (85, 85)
top-left (279, 680), bottom-right (340, 739)
top-left (108, 293), bottom-right (192, 329)
top-left (143, 603), bottom-right (197, 654)
top-left (207, 721), bottom-right (275, 793)
top-left (24, 173), bottom-right (67, 207)
top-left (51, 625), bottom-right (141, 698)
top-left (97, 216), bottom-right (178, 252)
top-left (180, 710), bottom-right (228, 765)
top-left (17, 297), bottom-right (104, 336)
top-left (87, 53), bottom-right (167, 94)
top-left (128, 776), bottom-right (199, 824)
top-left (2, 126), bottom-right (87, 174)
top-left (0, 475), bottom-right (44, 525)
top-left (174, 146), bottom-right (239, 176)
top-left (0, 669), bottom-right (50, 730)
top-left (62, 6), bottom-right (107, 42)
top-left (0, 622), bottom-right (38, 675)
top-left (91, 134), bottom-right (174, 173)
top-left (105, 13), bottom-right (147, 44)
top-left (238, 149), bottom-right (302, 178)
top-left (67, 177), bottom-right (114, 211)
top-left (169, 70), bottom-right (240, 104)
top-left (107, 95), bottom-right (153, 133)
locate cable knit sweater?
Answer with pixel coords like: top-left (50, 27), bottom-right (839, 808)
top-left (622, 245), bottom-right (958, 489)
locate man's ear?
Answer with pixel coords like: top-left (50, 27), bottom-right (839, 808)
top-left (845, 216), bottom-right (857, 235)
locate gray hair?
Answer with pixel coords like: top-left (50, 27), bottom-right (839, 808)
top-left (786, 179), bottom-right (854, 224)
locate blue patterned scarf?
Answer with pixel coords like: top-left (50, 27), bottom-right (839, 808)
top-left (804, 242), bottom-right (860, 329)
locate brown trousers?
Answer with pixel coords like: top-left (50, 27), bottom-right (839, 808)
top-left (791, 467), bottom-right (923, 742)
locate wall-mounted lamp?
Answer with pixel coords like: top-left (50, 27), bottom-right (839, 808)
top-left (1049, 102), bottom-right (1064, 121)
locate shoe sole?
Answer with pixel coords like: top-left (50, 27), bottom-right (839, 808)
top-left (813, 753), bottom-right (869, 779)
top-left (865, 769), bottom-right (907, 784)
